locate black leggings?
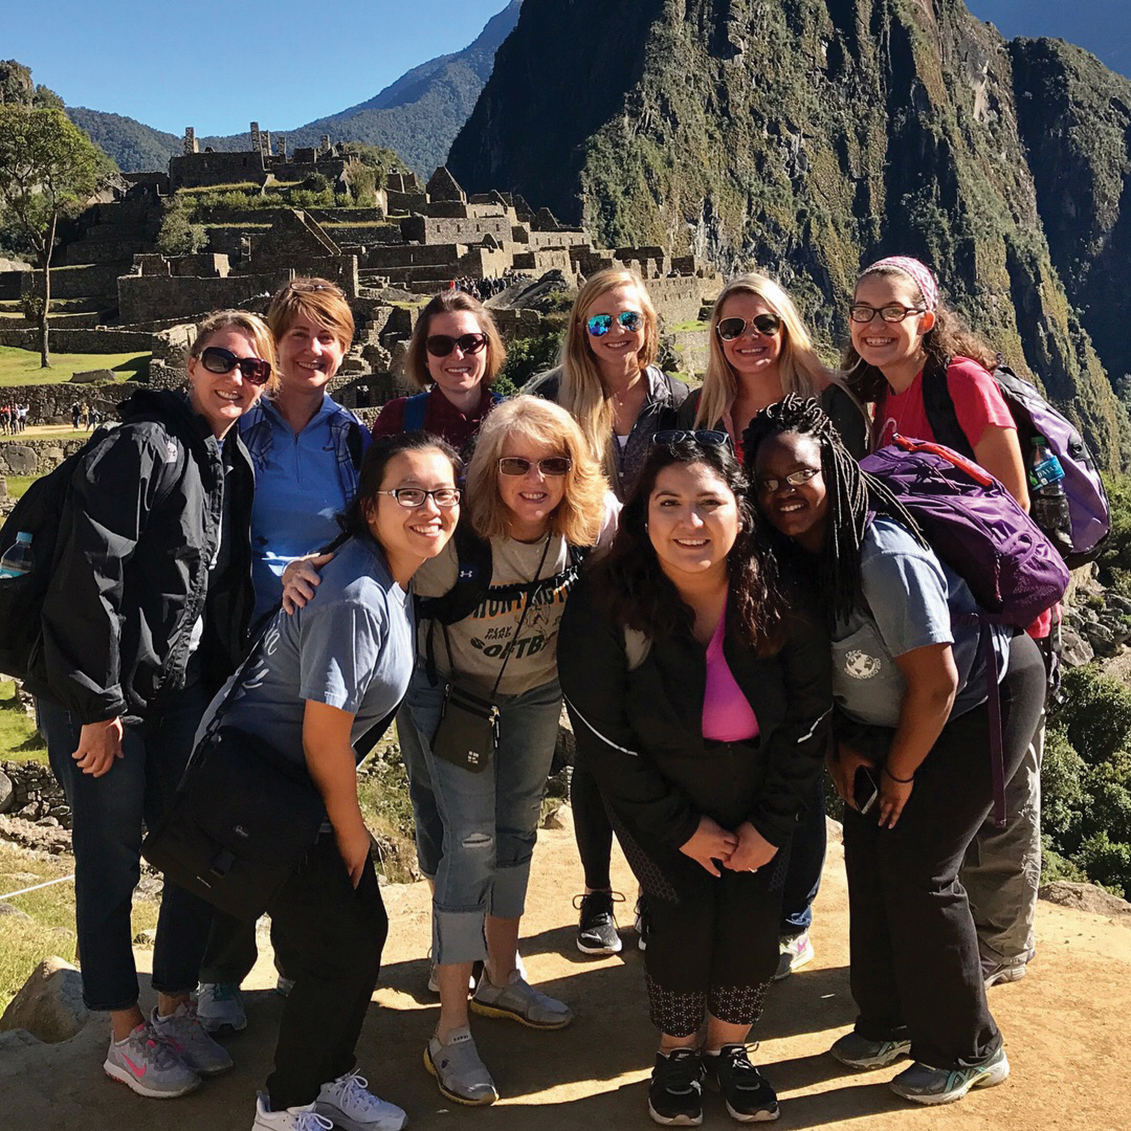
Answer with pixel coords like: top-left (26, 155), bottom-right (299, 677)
top-left (571, 764), bottom-right (614, 891)
top-left (843, 632), bottom-right (1046, 1071)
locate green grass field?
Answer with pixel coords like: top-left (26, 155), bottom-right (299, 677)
top-left (0, 346), bottom-right (150, 387)
top-left (0, 681), bottom-right (46, 764)
top-left (1, 475), bottom-right (36, 499)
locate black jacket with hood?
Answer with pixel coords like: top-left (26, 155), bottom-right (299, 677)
top-left (27, 388), bottom-right (256, 724)
top-left (558, 574), bottom-right (831, 868)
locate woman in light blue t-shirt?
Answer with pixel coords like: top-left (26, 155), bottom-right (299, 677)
top-left (746, 396), bottom-right (1046, 1109)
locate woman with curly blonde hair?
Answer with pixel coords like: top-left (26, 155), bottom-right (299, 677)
top-left (399, 395), bottom-right (616, 1105)
top-left (683, 272), bottom-right (867, 459)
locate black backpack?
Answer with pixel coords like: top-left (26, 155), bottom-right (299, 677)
top-left (0, 426), bottom-right (113, 679)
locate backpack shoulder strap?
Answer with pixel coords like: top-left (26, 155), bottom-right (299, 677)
top-left (921, 355), bottom-right (975, 458)
top-left (403, 393), bottom-right (430, 433)
top-left (416, 520), bottom-right (493, 626)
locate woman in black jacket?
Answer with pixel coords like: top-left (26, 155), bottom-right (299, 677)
top-left (558, 434), bottom-right (831, 1126)
top-left (31, 310), bottom-right (274, 1100)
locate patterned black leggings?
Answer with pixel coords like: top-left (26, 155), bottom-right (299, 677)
top-left (613, 812), bottom-right (787, 1037)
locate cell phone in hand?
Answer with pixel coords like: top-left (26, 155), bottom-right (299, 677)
top-left (853, 765), bottom-right (879, 815)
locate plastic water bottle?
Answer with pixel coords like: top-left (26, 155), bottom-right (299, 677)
top-left (1028, 437), bottom-right (1073, 555)
top-left (0, 531), bottom-right (34, 580)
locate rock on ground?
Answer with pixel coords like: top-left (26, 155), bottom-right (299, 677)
top-left (0, 956), bottom-right (89, 1043)
top-left (1039, 880), bottom-right (1131, 920)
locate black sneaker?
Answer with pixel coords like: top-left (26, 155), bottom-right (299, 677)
top-left (574, 891), bottom-right (624, 955)
top-left (648, 1048), bottom-right (704, 1126)
top-left (704, 1044), bottom-right (779, 1122)
top-left (635, 895), bottom-right (652, 952)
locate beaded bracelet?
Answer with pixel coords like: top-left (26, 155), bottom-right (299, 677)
top-left (882, 764), bottom-right (915, 784)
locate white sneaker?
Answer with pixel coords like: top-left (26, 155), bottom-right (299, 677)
top-left (314, 1070), bottom-right (407, 1131)
top-left (195, 981), bottom-right (247, 1032)
top-left (252, 1092), bottom-right (333, 1130)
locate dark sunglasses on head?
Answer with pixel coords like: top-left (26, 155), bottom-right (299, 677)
top-left (425, 333), bottom-right (488, 358)
top-left (498, 456), bottom-right (573, 477)
top-left (199, 347), bottom-right (272, 386)
top-left (652, 429), bottom-right (732, 449)
top-left (586, 311), bottom-right (644, 337)
top-left (716, 313), bottom-right (782, 341)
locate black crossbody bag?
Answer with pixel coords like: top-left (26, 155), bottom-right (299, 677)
top-left (430, 536), bottom-right (551, 774)
top-left (143, 610), bottom-right (396, 922)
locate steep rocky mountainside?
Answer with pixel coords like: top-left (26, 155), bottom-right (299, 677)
top-left (67, 1), bottom-right (521, 176)
top-left (449, 0), bottom-right (1130, 469)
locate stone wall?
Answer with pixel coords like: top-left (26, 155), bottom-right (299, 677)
top-left (0, 328), bottom-right (153, 353)
top-left (0, 434), bottom-right (111, 477)
top-left (401, 215), bottom-right (512, 245)
top-left (20, 263), bottom-right (123, 300)
top-left (169, 150), bottom-right (267, 190)
top-left (118, 270), bottom-right (293, 325)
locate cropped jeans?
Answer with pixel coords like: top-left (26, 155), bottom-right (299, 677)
top-left (398, 667), bottom-right (561, 965)
top-left (39, 685), bottom-right (214, 1012)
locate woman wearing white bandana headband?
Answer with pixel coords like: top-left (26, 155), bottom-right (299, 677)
top-left (842, 256), bottom-right (1029, 510)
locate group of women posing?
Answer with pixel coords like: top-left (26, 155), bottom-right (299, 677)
top-left (33, 253), bottom-right (1049, 1131)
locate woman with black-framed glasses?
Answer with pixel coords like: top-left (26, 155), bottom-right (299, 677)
top-left (682, 272), bottom-right (867, 463)
top-left (525, 266), bottom-right (688, 959)
top-left (371, 289), bottom-right (506, 456)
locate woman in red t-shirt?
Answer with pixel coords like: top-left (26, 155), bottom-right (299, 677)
top-left (843, 256), bottom-right (1029, 511)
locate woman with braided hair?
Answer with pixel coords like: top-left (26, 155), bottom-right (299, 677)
top-left (744, 395), bottom-right (1046, 1107)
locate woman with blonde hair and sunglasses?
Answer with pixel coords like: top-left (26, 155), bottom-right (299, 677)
top-left (682, 272), bottom-right (868, 460)
top-left (372, 289), bottom-right (505, 455)
top-left (30, 310), bottom-right (274, 1098)
top-left (401, 395), bottom-right (613, 1105)
top-left (526, 267), bottom-right (687, 957)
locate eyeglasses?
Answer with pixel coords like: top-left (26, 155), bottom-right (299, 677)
top-left (716, 313), bottom-right (782, 340)
top-left (848, 304), bottom-right (926, 323)
top-left (288, 281), bottom-right (345, 296)
top-left (586, 311), bottom-right (644, 337)
top-left (757, 467), bottom-right (821, 493)
top-left (425, 333), bottom-right (488, 358)
top-left (652, 429), bottom-right (731, 449)
top-left (376, 487), bottom-right (461, 509)
top-left (198, 347), bottom-right (272, 386)
top-left (498, 456), bottom-right (573, 477)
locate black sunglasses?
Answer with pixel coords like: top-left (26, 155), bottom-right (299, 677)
top-left (652, 429), bottom-right (732, 449)
top-left (198, 347), bottom-right (272, 386)
top-left (425, 333), bottom-right (488, 358)
top-left (498, 456), bottom-right (573, 477)
top-left (716, 314), bottom-right (782, 341)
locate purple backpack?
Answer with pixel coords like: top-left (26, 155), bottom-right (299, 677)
top-left (861, 436), bottom-right (1069, 824)
top-left (923, 357), bottom-right (1110, 568)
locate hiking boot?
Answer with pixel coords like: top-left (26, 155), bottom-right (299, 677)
top-left (253, 1092), bottom-right (333, 1130)
top-left (424, 1027), bottom-right (498, 1105)
top-left (574, 890), bottom-right (624, 955)
top-left (703, 1044), bottom-right (779, 1122)
top-left (195, 981), bottom-right (247, 1033)
top-left (103, 1021), bottom-right (201, 1098)
top-left (983, 958), bottom-right (1028, 988)
top-left (829, 1030), bottom-right (913, 1070)
top-left (635, 895), bottom-right (652, 952)
top-left (889, 1046), bottom-right (1010, 1105)
top-left (470, 968), bottom-right (573, 1029)
top-left (648, 1048), bottom-right (704, 1126)
top-left (773, 931), bottom-right (814, 980)
top-left (314, 1070), bottom-right (407, 1131)
top-left (151, 1001), bottom-right (234, 1077)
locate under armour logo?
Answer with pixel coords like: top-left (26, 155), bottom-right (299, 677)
top-left (458, 567), bottom-right (476, 580)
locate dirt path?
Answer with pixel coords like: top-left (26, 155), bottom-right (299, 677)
top-left (4, 815), bottom-right (1129, 1129)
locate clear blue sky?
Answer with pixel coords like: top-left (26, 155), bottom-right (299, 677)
top-left (4, 0), bottom-right (513, 135)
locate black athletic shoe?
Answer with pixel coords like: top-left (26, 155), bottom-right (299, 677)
top-left (574, 891), bottom-right (624, 955)
top-left (704, 1044), bottom-right (779, 1122)
top-left (648, 1048), bottom-right (704, 1126)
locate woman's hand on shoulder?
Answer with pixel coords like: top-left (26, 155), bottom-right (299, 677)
top-left (281, 552), bottom-right (334, 613)
top-left (725, 821), bottom-right (779, 872)
top-left (679, 815), bottom-right (739, 877)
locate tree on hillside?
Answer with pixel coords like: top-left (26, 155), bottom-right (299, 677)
top-left (0, 105), bottom-right (108, 367)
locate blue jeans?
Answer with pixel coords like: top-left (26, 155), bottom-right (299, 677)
top-left (399, 668), bottom-right (561, 965)
top-left (779, 775), bottom-right (827, 935)
top-left (39, 686), bottom-right (215, 1012)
